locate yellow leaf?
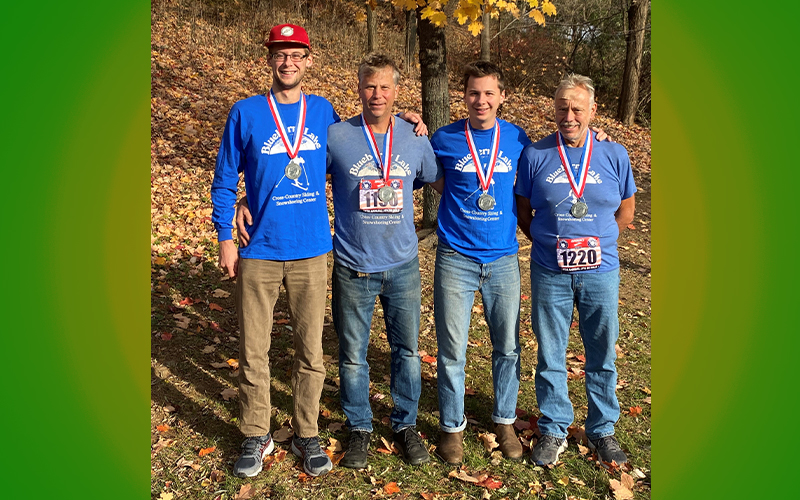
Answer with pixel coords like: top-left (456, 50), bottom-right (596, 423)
top-left (542, 0), bottom-right (557, 16)
top-left (421, 6), bottom-right (448, 26)
top-left (527, 0), bottom-right (539, 8)
top-left (529, 9), bottom-right (546, 25)
top-left (468, 20), bottom-right (484, 36)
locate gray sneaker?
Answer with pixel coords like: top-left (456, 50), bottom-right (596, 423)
top-left (588, 435), bottom-right (628, 465)
top-left (530, 435), bottom-right (568, 466)
top-left (233, 434), bottom-right (275, 477)
top-left (291, 436), bottom-right (333, 477)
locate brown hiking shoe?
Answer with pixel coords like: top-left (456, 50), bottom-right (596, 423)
top-left (436, 430), bottom-right (463, 465)
top-left (494, 423), bottom-right (523, 461)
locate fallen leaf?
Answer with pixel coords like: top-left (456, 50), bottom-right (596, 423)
top-left (210, 470), bottom-right (225, 482)
top-left (156, 424), bottom-right (170, 433)
top-left (514, 419), bottom-right (531, 431)
top-left (643, 396), bottom-right (651, 405)
top-left (421, 355), bottom-right (437, 364)
top-left (220, 388), bottom-right (238, 400)
top-left (209, 302), bottom-right (225, 311)
top-left (320, 409), bottom-right (331, 418)
top-left (160, 332), bottom-right (173, 341)
top-left (328, 437), bottom-right (343, 453)
top-left (577, 443), bottom-right (590, 455)
top-left (609, 477), bottom-right (634, 499)
top-left (203, 345), bottom-right (216, 353)
top-left (226, 358), bottom-right (239, 369)
top-left (179, 297), bottom-right (194, 306)
top-left (628, 406), bottom-right (643, 416)
top-left (371, 392), bottom-right (386, 401)
top-left (176, 457), bottom-right (199, 470)
top-left (234, 483), bottom-right (254, 500)
top-left (464, 387), bottom-right (476, 395)
top-left (152, 437), bottom-right (176, 454)
top-left (158, 493), bottom-right (173, 500)
top-left (557, 476), bottom-right (569, 486)
top-left (478, 432), bottom-right (499, 452)
top-left (478, 477), bottom-right (503, 490)
top-left (212, 288), bottom-right (231, 298)
top-left (576, 354), bottom-right (586, 362)
top-left (275, 318), bottom-right (290, 325)
top-left (627, 224), bottom-right (636, 230)
top-left (198, 446), bottom-right (216, 457)
top-left (273, 427), bottom-right (294, 442)
top-left (383, 482), bottom-right (401, 495)
top-left (210, 362), bottom-right (229, 369)
top-left (449, 469), bottom-right (481, 484)
top-left (327, 422), bottom-right (345, 432)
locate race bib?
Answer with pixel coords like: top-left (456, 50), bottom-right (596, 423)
top-left (556, 236), bottom-right (601, 271)
top-left (359, 178), bottom-right (403, 213)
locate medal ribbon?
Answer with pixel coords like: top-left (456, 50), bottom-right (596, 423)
top-left (267, 90), bottom-right (307, 160)
top-left (361, 114), bottom-right (394, 184)
top-left (465, 120), bottom-right (500, 193)
top-left (556, 128), bottom-right (593, 199)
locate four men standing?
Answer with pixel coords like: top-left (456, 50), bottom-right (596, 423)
top-left (211, 22), bottom-right (636, 478)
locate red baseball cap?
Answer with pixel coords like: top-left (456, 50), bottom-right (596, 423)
top-left (265, 24), bottom-right (310, 49)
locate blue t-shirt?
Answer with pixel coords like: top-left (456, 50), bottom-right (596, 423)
top-left (514, 131), bottom-right (637, 273)
top-left (211, 93), bottom-right (340, 261)
top-left (430, 119), bottom-right (531, 263)
top-left (327, 116), bottom-right (440, 273)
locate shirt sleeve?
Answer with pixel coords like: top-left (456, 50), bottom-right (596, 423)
top-left (416, 136), bottom-right (441, 184)
top-left (515, 145), bottom-right (534, 199)
top-left (616, 147), bottom-right (638, 200)
top-left (211, 106), bottom-right (244, 242)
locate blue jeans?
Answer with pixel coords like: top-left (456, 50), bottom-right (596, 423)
top-left (434, 243), bottom-right (521, 432)
top-left (529, 260), bottom-right (621, 440)
top-left (332, 256), bottom-right (422, 433)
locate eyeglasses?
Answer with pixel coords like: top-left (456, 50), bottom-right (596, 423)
top-left (269, 52), bottom-right (308, 62)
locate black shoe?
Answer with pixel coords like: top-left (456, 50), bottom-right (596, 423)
top-left (393, 427), bottom-right (430, 466)
top-left (339, 430), bottom-right (371, 469)
top-left (529, 435), bottom-right (568, 466)
top-left (588, 435), bottom-right (628, 465)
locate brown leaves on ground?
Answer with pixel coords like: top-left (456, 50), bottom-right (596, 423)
top-left (449, 468), bottom-right (504, 490)
top-left (220, 387), bottom-right (238, 401)
top-left (609, 472), bottom-right (635, 499)
top-left (272, 426), bottom-right (294, 443)
top-left (383, 482), bottom-right (401, 495)
top-left (233, 484), bottom-right (255, 500)
top-left (478, 432), bottom-right (499, 452)
top-left (198, 446), bottom-right (216, 457)
top-left (377, 436), bottom-right (399, 455)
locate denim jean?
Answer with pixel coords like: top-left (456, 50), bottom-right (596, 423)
top-left (434, 243), bottom-right (521, 432)
top-left (332, 256), bottom-right (422, 433)
top-left (529, 260), bottom-right (621, 440)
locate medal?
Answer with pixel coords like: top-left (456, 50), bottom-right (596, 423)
top-left (378, 185), bottom-right (395, 202)
top-left (361, 113), bottom-right (396, 202)
top-left (556, 128), bottom-right (593, 218)
top-left (267, 90), bottom-right (307, 177)
top-left (478, 193), bottom-right (496, 211)
top-left (570, 200), bottom-right (588, 219)
top-left (465, 119), bottom-right (501, 211)
top-left (285, 161), bottom-right (301, 180)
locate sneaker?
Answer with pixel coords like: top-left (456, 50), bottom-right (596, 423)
top-left (291, 436), bottom-right (333, 477)
top-left (530, 435), bottom-right (568, 466)
top-left (339, 430), bottom-right (371, 469)
top-left (393, 427), bottom-right (430, 466)
top-left (588, 435), bottom-right (628, 465)
top-left (233, 434), bottom-right (275, 478)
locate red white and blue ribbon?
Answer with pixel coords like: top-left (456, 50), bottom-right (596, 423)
top-left (556, 128), bottom-right (593, 199)
top-left (465, 119), bottom-right (501, 193)
top-left (267, 90), bottom-right (307, 160)
top-left (361, 113), bottom-right (395, 184)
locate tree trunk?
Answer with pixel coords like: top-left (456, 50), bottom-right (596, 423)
top-left (417, 7), bottom-right (449, 228)
top-left (617, 0), bottom-right (649, 125)
top-left (366, 5), bottom-right (377, 53)
top-left (405, 9), bottom-right (417, 71)
top-left (480, 10), bottom-right (491, 61)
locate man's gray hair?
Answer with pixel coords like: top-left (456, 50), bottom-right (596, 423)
top-left (358, 53), bottom-right (400, 86)
top-left (555, 74), bottom-right (595, 104)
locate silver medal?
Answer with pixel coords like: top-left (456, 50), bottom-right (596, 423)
top-left (285, 161), bottom-right (302, 180)
top-left (570, 201), bottom-right (588, 219)
top-left (478, 193), bottom-right (496, 211)
top-left (378, 185), bottom-right (395, 203)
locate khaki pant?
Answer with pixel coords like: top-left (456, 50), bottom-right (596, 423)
top-left (236, 255), bottom-right (328, 438)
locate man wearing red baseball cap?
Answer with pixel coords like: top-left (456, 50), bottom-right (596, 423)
top-left (211, 23), bottom-right (426, 479)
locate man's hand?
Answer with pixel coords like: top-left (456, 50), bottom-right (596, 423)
top-left (236, 196), bottom-right (253, 247)
top-left (398, 111), bottom-right (428, 137)
top-left (218, 239), bottom-right (239, 278)
top-left (592, 126), bottom-right (611, 142)
top-left (615, 195), bottom-right (635, 235)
